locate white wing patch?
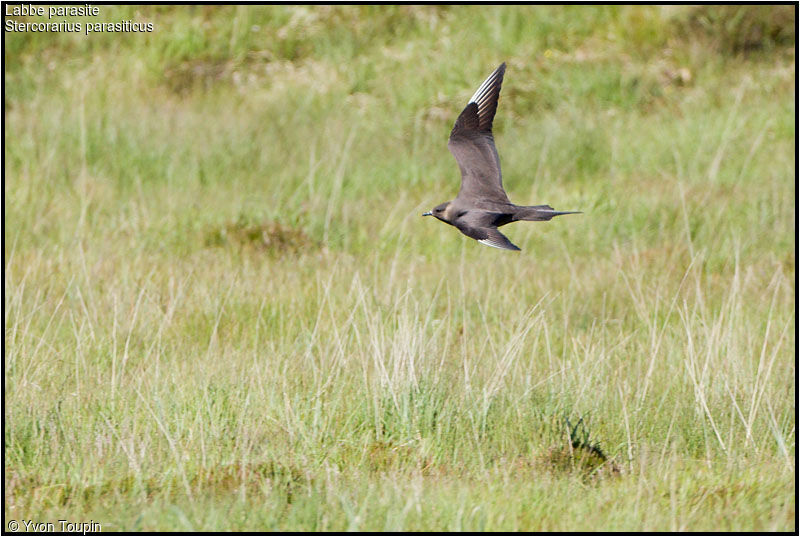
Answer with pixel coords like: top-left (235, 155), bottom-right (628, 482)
top-left (469, 65), bottom-right (502, 105)
top-left (478, 237), bottom-right (520, 251)
top-left (464, 63), bottom-right (505, 133)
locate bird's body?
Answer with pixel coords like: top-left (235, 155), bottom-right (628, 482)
top-left (423, 63), bottom-right (579, 251)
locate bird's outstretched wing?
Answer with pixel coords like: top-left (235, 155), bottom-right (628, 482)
top-left (448, 63), bottom-right (510, 205)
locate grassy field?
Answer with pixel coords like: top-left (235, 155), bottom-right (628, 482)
top-left (4, 5), bottom-right (796, 532)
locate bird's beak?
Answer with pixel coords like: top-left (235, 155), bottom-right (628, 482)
top-left (422, 211), bottom-right (432, 217)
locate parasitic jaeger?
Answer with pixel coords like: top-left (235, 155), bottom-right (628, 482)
top-left (423, 63), bottom-right (580, 251)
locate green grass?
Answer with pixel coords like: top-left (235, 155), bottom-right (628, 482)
top-left (4, 5), bottom-right (795, 532)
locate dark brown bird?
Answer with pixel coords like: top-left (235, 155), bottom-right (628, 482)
top-left (423, 63), bottom-right (579, 251)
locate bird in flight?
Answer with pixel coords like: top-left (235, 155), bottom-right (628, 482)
top-left (423, 63), bottom-right (579, 251)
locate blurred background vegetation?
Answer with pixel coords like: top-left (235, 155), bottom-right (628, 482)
top-left (4, 5), bottom-right (796, 531)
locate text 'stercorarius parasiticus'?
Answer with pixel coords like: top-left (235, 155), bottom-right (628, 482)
top-left (423, 63), bottom-right (580, 251)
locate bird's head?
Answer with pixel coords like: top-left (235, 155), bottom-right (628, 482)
top-left (422, 202), bottom-right (451, 222)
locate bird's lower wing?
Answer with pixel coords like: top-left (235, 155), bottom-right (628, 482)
top-left (479, 229), bottom-right (520, 251)
top-left (456, 224), bottom-right (520, 251)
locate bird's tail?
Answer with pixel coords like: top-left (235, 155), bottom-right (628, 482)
top-left (514, 205), bottom-right (582, 221)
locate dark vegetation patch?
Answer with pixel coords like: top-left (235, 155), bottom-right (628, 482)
top-left (163, 58), bottom-right (232, 95)
top-left (6, 461), bottom-right (307, 509)
top-left (671, 5), bottom-right (795, 54)
top-left (363, 440), bottom-right (434, 474)
top-left (541, 417), bottom-right (621, 479)
top-left (204, 216), bottom-right (318, 256)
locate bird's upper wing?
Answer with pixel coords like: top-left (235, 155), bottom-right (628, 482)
top-left (447, 63), bottom-right (510, 205)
